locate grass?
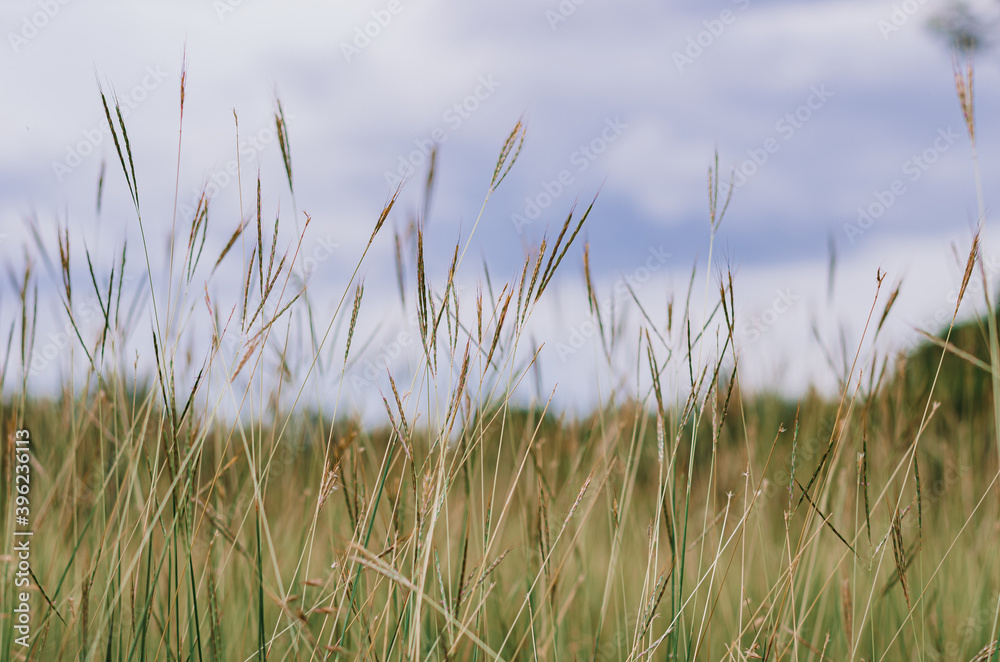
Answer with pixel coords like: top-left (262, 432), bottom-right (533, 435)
top-left (1, 51), bottom-right (1000, 661)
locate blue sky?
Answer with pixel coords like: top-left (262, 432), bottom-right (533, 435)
top-left (2, 0), bottom-right (999, 414)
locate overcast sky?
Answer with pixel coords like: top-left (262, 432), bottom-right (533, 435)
top-left (3, 0), bottom-right (1000, 415)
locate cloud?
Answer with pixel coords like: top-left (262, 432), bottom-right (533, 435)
top-left (2, 0), bottom-right (997, 400)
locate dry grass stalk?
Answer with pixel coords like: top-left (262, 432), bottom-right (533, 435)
top-left (890, 506), bottom-right (911, 610)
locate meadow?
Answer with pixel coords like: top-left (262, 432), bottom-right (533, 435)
top-left (1, 55), bottom-right (1000, 661)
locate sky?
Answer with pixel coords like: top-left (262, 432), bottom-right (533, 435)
top-left (2, 0), bottom-right (1000, 417)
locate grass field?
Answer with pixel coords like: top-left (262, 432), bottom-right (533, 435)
top-left (2, 56), bottom-right (1000, 661)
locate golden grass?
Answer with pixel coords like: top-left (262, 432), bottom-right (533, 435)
top-left (1, 51), bottom-right (999, 662)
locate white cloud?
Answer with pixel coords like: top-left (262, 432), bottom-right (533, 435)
top-left (2, 0), bottom-right (998, 403)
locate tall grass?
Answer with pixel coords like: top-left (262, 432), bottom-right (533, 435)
top-left (1, 52), bottom-right (999, 661)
